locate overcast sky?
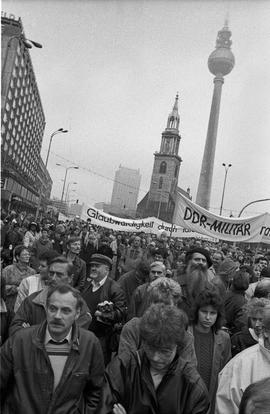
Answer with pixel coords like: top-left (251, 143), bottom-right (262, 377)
top-left (3, 0), bottom-right (270, 217)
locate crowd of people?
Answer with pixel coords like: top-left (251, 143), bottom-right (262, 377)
top-left (1, 211), bottom-right (270, 413)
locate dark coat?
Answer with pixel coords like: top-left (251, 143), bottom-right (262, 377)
top-left (224, 290), bottom-right (246, 335)
top-left (82, 277), bottom-right (127, 364)
top-left (9, 287), bottom-right (92, 336)
top-left (82, 277), bottom-right (127, 325)
top-left (99, 349), bottom-right (210, 414)
top-left (1, 321), bottom-right (104, 414)
top-left (71, 255), bottom-right (87, 292)
top-left (231, 328), bottom-right (258, 357)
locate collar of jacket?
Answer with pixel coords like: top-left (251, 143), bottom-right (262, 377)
top-left (32, 319), bottom-right (80, 351)
top-left (33, 286), bottom-right (49, 309)
top-left (188, 324), bottom-right (224, 345)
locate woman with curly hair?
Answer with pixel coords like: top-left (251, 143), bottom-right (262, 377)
top-left (189, 284), bottom-right (231, 413)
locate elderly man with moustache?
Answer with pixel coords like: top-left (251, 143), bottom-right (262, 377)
top-left (82, 254), bottom-right (126, 364)
top-left (0, 284), bottom-right (104, 414)
top-left (9, 256), bottom-right (92, 336)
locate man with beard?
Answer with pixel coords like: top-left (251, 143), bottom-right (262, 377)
top-left (1, 284), bottom-right (104, 414)
top-left (175, 247), bottom-right (212, 320)
top-left (82, 254), bottom-right (126, 364)
top-left (9, 256), bottom-right (91, 336)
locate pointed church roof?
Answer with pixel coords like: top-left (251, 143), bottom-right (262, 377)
top-left (166, 93), bottom-right (180, 131)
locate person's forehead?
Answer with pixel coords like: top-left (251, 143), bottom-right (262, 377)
top-left (150, 264), bottom-right (164, 272)
top-left (192, 252), bottom-right (206, 260)
top-left (39, 259), bottom-right (48, 266)
top-left (250, 310), bottom-right (263, 318)
top-left (49, 262), bottom-right (69, 274)
top-left (48, 291), bottom-right (77, 308)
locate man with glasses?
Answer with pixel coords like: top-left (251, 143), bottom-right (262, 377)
top-left (9, 256), bottom-right (91, 336)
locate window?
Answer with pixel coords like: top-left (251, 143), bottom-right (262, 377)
top-left (174, 165), bottom-right (178, 177)
top-left (159, 161), bottom-right (167, 174)
top-left (159, 177), bottom-right (163, 189)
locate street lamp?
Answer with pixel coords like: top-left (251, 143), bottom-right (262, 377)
top-left (2, 35), bottom-right (42, 101)
top-left (65, 182), bottom-right (77, 202)
top-left (45, 128), bottom-right (68, 168)
top-left (219, 163), bottom-right (232, 216)
top-left (56, 164), bottom-right (79, 207)
top-left (238, 198), bottom-right (270, 217)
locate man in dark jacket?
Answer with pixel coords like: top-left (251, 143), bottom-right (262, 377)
top-left (99, 303), bottom-right (209, 414)
top-left (9, 256), bottom-right (92, 336)
top-left (65, 236), bottom-right (86, 292)
top-left (1, 284), bottom-right (104, 414)
top-left (82, 254), bottom-right (127, 364)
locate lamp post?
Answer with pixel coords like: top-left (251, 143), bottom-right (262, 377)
top-left (238, 198), bottom-right (270, 217)
top-left (219, 163), bottom-right (232, 216)
top-left (56, 164), bottom-right (79, 208)
top-left (45, 128), bottom-right (68, 168)
top-left (65, 182), bottom-right (77, 202)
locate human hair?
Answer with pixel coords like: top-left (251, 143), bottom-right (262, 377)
top-left (231, 269), bottom-right (250, 292)
top-left (49, 256), bottom-right (74, 277)
top-left (67, 236), bottom-right (81, 246)
top-left (140, 303), bottom-right (185, 348)
top-left (14, 245), bottom-right (30, 259)
top-left (147, 277), bottom-right (182, 308)
top-left (39, 250), bottom-right (60, 264)
top-left (46, 284), bottom-right (82, 310)
top-left (243, 297), bottom-right (270, 318)
top-left (258, 257), bottom-right (269, 265)
top-left (254, 280), bottom-right (270, 298)
top-left (191, 285), bottom-right (225, 332)
top-left (239, 377), bottom-right (270, 414)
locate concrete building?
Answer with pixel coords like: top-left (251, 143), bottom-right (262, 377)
top-left (1, 14), bottom-right (51, 215)
top-left (110, 165), bottom-right (141, 218)
top-left (137, 94), bottom-right (191, 223)
top-left (196, 22), bottom-right (235, 210)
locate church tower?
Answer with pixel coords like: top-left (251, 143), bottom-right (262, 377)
top-left (137, 94), bottom-right (184, 222)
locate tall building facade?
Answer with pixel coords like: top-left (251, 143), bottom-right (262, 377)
top-left (110, 165), bottom-right (141, 218)
top-left (1, 15), bottom-right (51, 214)
top-left (196, 22), bottom-right (235, 210)
top-left (137, 94), bottom-right (190, 222)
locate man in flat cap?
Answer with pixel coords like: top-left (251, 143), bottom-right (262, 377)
top-left (82, 254), bottom-right (126, 364)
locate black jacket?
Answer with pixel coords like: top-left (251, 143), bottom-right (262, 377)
top-left (1, 321), bottom-right (104, 414)
top-left (99, 349), bottom-right (209, 414)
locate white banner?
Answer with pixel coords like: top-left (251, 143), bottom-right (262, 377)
top-left (173, 190), bottom-right (270, 244)
top-left (81, 206), bottom-right (217, 241)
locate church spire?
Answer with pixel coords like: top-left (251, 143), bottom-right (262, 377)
top-left (166, 93), bottom-right (180, 131)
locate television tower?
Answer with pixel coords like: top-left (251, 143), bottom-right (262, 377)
top-left (196, 21), bottom-right (235, 210)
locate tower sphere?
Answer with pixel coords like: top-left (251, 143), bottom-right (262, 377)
top-left (208, 48), bottom-right (235, 76)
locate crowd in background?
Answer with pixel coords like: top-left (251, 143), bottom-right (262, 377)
top-left (1, 210), bottom-right (270, 413)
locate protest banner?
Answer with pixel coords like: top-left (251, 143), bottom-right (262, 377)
top-left (173, 190), bottom-right (270, 244)
top-left (81, 205), bottom-right (217, 241)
